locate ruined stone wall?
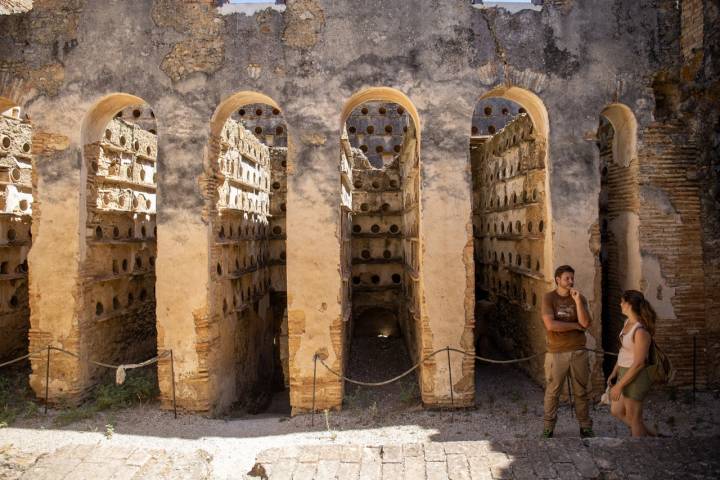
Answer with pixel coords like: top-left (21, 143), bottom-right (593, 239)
top-left (637, 123), bottom-right (706, 386)
top-left (0, 0), bottom-right (697, 411)
top-left (681, 0), bottom-right (704, 62)
top-left (79, 116), bottom-right (157, 393)
top-left (0, 112), bottom-right (31, 362)
top-left (396, 127), bottom-right (436, 403)
top-left (689, 0), bottom-right (720, 388)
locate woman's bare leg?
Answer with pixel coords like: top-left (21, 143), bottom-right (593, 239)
top-left (624, 397), bottom-right (650, 437)
top-left (610, 396), bottom-right (630, 427)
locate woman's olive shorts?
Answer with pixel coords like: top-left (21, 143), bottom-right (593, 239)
top-left (618, 366), bottom-right (652, 401)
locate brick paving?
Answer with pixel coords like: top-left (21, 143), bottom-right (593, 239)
top-left (3, 436), bottom-right (719, 479)
top-left (0, 444), bottom-right (212, 480)
top-left (250, 437), bottom-right (720, 479)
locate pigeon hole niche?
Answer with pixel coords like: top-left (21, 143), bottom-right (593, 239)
top-left (470, 90), bottom-right (553, 385)
top-left (81, 101), bottom-right (159, 392)
top-left (0, 101), bottom-right (32, 363)
top-left (342, 99), bottom-right (422, 403)
top-left (211, 101), bottom-right (289, 415)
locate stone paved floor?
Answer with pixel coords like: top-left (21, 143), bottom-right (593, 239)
top-left (0, 444), bottom-right (212, 480)
top-left (2, 436), bottom-right (719, 479)
top-left (250, 437), bottom-right (720, 480)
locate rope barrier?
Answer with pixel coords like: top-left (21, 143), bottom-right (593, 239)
top-left (317, 346), bottom-right (618, 386)
top-left (0, 340), bottom-right (619, 420)
top-left (317, 347), bottom-right (452, 386)
top-left (44, 346), bottom-right (170, 384)
top-left (0, 345), bottom-right (177, 418)
top-left (0, 346), bottom-right (49, 369)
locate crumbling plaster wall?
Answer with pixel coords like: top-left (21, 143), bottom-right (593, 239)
top-left (0, 0), bottom-right (671, 410)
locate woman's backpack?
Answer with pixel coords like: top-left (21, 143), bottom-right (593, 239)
top-left (646, 340), bottom-right (675, 385)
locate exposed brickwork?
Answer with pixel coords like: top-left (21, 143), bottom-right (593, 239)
top-left (692, 0), bottom-right (720, 387)
top-left (681, 0), bottom-right (703, 63)
top-left (638, 122), bottom-right (707, 386)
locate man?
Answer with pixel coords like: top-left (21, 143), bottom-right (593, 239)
top-left (541, 265), bottom-right (593, 438)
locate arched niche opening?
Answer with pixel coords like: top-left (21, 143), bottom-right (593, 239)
top-left (0, 97), bottom-right (33, 366)
top-left (469, 86), bottom-right (552, 386)
top-left (340, 87), bottom-right (423, 409)
top-left (208, 91), bottom-right (289, 415)
top-left (597, 103), bottom-right (641, 376)
top-left (80, 94), bottom-right (159, 393)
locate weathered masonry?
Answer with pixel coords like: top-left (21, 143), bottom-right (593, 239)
top-left (0, 0), bottom-right (717, 414)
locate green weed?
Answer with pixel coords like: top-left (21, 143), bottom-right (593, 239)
top-left (0, 370), bottom-right (39, 427)
top-left (54, 372), bottom-right (158, 427)
top-left (94, 376), bottom-right (157, 411)
top-left (399, 381), bottom-right (419, 406)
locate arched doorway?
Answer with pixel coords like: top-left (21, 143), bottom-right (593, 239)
top-left (79, 94), bottom-right (159, 392)
top-left (206, 92), bottom-right (289, 415)
top-left (470, 86), bottom-right (552, 385)
top-left (340, 88), bottom-right (423, 409)
top-left (596, 103), bottom-right (640, 375)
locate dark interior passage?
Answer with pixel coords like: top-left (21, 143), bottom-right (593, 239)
top-left (340, 100), bottom-right (422, 405)
top-left (215, 102), bottom-right (290, 416)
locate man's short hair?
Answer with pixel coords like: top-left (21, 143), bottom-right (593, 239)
top-left (554, 265), bottom-right (575, 282)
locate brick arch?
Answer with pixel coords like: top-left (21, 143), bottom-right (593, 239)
top-left (210, 91), bottom-right (281, 139)
top-left (478, 85), bottom-right (550, 141)
top-left (80, 93), bottom-right (147, 146)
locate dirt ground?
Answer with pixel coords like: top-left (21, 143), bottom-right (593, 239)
top-left (1, 344), bottom-right (718, 477)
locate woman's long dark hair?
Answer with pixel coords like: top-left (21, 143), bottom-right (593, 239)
top-left (622, 290), bottom-right (657, 336)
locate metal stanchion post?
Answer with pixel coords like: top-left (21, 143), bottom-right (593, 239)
top-left (692, 335), bottom-right (697, 403)
top-left (44, 345), bottom-right (50, 415)
top-left (312, 354), bottom-right (318, 427)
top-left (447, 346), bottom-right (454, 422)
top-left (170, 349), bottom-right (177, 419)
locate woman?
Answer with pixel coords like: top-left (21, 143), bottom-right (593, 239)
top-left (608, 290), bottom-right (656, 437)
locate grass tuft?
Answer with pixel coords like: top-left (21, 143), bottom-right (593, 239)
top-left (54, 372), bottom-right (158, 427)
